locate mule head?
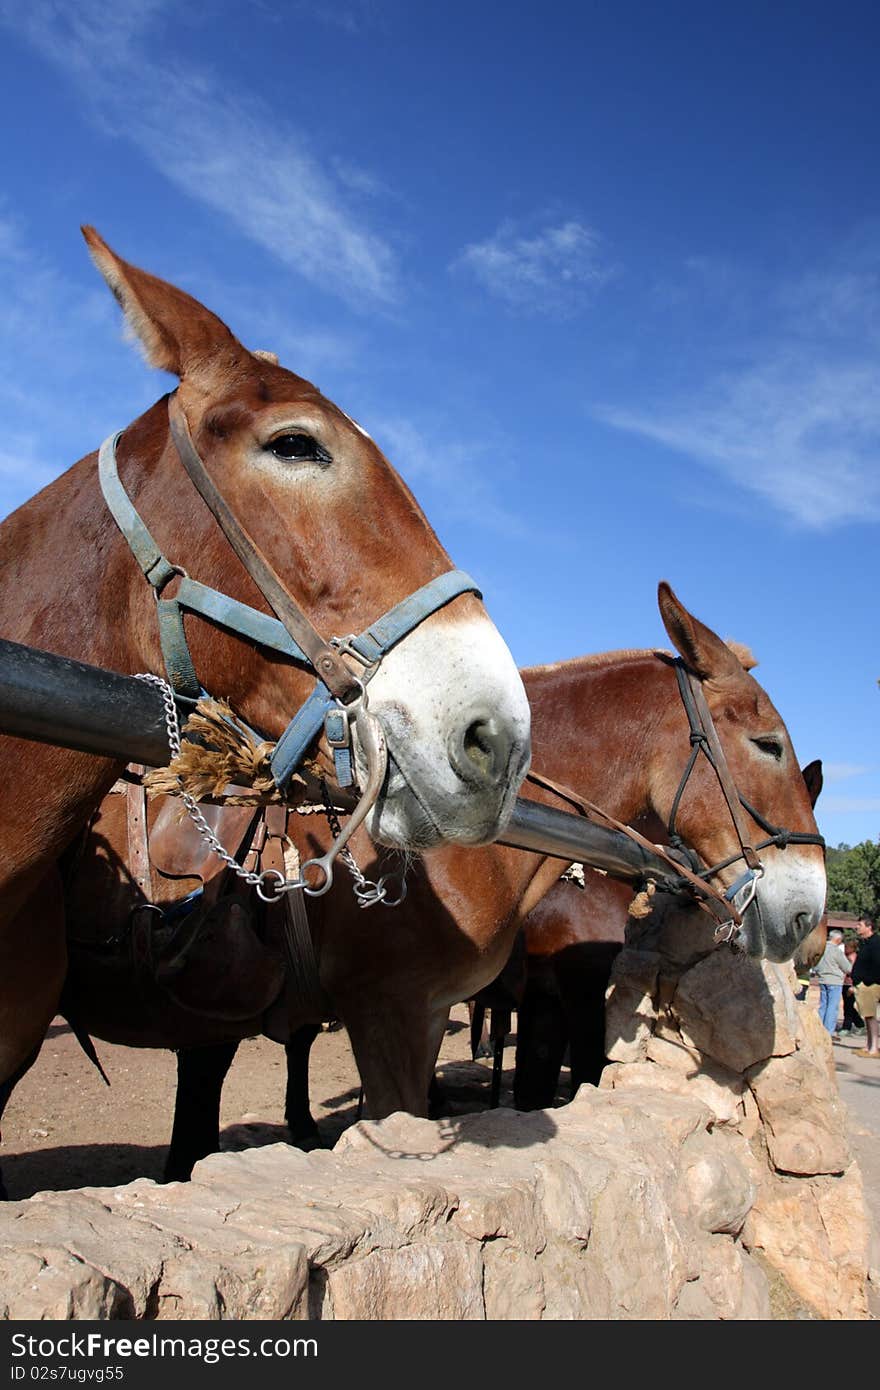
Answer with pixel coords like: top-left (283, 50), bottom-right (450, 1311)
top-left (653, 581), bottom-right (826, 962)
top-left (84, 229), bottom-right (530, 849)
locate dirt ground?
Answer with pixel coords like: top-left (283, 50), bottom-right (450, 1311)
top-left (0, 1004), bottom-right (532, 1200)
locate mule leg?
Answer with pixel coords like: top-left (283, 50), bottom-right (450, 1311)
top-left (559, 944), bottom-right (622, 1094)
top-left (0, 1043), bottom-right (42, 1201)
top-left (284, 1025), bottom-right (322, 1149)
top-left (0, 872), bottom-right (66, 1086)
top-left (467, 999), bottom-right (492, 1060)
top-left (0, 871), bottom-right (66, 1199)
top-left (513, 974), bottom-right (568, 1111)
top-left (164, 1042), bottom-right (239, 1183)
top-left (343, 999), bottom-right (448, 1120)
top-left (489, 1006), bottom-right (512, 1109)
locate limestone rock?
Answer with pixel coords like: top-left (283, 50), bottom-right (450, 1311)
top-left (741, 1164), bottom-right (870, 1319)
top-left (601, 1055), bottom-right (743, 1127)
top-left (0, 1247), bottom-right (126, 1320)
top-left (746, 1048), bottom-right (851, 1176)
top-left (482, 1241), bottom-right (545, 1320)
top-left (604, 948), bottom-right (661, 1062)
top-left (798, 1004), bottom-right (838, 1084)
top-left (673, 1238), bottom-right (770, 1320)
top-left (671, 952), bottom-right (795, 1073)
top-left (325, 1242), bottom-right (484, 1320)
top-left (679, 1130), bottom-right (756, 1235)
top-left (585, 1169), bottom-right (690, 1319)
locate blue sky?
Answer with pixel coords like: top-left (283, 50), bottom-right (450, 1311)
top-left (0, 0), bottom-right (876, 848)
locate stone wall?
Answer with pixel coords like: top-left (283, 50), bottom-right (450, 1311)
top-left (0, 894), bottom-right (870, 1320)
top-left (602, 896), bottom-right (871, 1320)
top-left (1, 1086), bottom-right (771, 1320)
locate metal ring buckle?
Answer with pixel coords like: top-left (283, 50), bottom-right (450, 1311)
top-left (336, 675), bottom-right (367, 710)
top-left (153, 563), bottom-right (190, 598)
top-left (376, 874), bottom-right (407, 908)
top-left (255, 868), bottom-right (286, 903)
top-left (728, 863), bottom-right (764, 917)
top-left (713, 919), bottom-right (740, 944)
top-left (329, 635), bottom-right (375, 672)
top-left (301, 857), bottom-right (333, 897)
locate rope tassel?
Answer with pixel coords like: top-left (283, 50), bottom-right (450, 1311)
top-left (144, 697), bottom-right (292, 804)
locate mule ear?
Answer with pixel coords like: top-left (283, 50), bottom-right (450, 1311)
top-left (801, 758), bottom-right (823, 809)
top-left (82, 226), bottom-right (246, 381)
top-left (657, 581), bottom-right (743, 680)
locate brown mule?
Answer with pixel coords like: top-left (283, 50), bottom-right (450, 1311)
top-left (49, 585), bottom-right (826, 1181)
top-left (284, 588), bottom-right (825, 1121)
top-left (0, 230), bottom-right (531, 1187)
top-left (512, 757), bottom-right (826, 1110)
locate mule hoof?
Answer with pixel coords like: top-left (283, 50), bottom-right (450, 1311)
top-left (292, 1133), bottom-right (324, 1153)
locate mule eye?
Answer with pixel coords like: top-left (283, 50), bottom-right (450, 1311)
top-left (752, 736), bottom-right (783, 760)
top-left (268, 433), bottom-right (331, 464)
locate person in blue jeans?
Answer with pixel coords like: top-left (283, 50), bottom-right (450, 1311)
top-left (814, 929), bottom-right (851, 1036)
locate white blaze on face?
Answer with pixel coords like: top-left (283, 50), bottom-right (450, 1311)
top-left (352, 614), bottom-right (531, 848)
top-left (744, 848), bottom-right (827, 961)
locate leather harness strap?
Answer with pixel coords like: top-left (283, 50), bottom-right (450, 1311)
top-left (672, 663), bottom-right (761, 872)
top-left (167, 397), bottom-right (358, 704)
top-left (261, 806), bottom-right (325, 1015)
top-left (667, 658), bottom-right (825, 883)
top-left (124, 764), bottom-right (153, 902)
top-left (99, 395), bottom-right (482, 791)
top-left (524, 768), bottom-right (741, 927)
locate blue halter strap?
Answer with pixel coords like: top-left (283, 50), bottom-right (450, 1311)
top-left (98, 427), bottom-right (481, 791)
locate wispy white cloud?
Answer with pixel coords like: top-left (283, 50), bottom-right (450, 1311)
top-left (596, 258), bottom-right (880, 529)
top-left (452, 218), bottom-right (612, 315)
top-left (371, 415), bottom-right (529, 540)
top-left (823, 795), bottom-right (880, 815)
top-left (825, 763), bottom-right (872, 783)
top-left (0, 0), bottom-right (398, 307)
top-left (598, 358), bottom-right (880, 527)
top-left (283, 0), bottom-right (378, 34)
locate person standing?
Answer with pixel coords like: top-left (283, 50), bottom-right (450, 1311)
top-left (840, 941), bottom-right (864, 1034)
top-left (814, 929), bottom-right (851, 1037)
top-left (851, 919), bottom-right (880, 1058)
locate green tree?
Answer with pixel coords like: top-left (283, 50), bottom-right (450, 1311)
top-left (826, 840), bottom-right (880, 919)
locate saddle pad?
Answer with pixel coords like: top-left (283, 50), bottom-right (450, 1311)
top-left (149, 798), bottom-right (258, 883)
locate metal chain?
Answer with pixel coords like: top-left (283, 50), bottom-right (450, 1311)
top-left (134, 673), bottom-right (294, 903)
top-left (135, 673), bottom-right (407, 910)
top-left (318, 778), bottom-right (406, 909)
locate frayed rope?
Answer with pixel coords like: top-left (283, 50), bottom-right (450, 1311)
top-left (628, 879), bottom-right (657, 919)
top-left (144, 697), bottom-right (303, 805)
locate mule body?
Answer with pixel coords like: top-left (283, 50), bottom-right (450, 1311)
top-left (0, 231), bottom-right (531, 1187)
top-left (50, 590), bottom-right (826, 1179)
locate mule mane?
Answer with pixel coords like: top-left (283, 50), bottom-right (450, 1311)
top-left (523, 649), bottom-right (665, 677)
top-left (524, 638), bottom-right (757, 679)
top-left (723, 639), bottom-right (758, 671)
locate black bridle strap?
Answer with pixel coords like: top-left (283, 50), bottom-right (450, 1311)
top-left (669, 661), bottom-right (760, 870)
top-left (696, 802), bottom-right (826, 878)
top-left (668, 659), bottom-right (825, 881)
top-left (686, 672), bottom-right (763, 871)
top-left (167, 395), bottom-right (359, 703)
top-left (524, 769), bottom-right (741, 927)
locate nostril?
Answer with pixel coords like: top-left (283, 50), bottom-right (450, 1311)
top-left (463, 719), bottom-right (497, 779)
top-left (450, 713), bottom-right (514, 788)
